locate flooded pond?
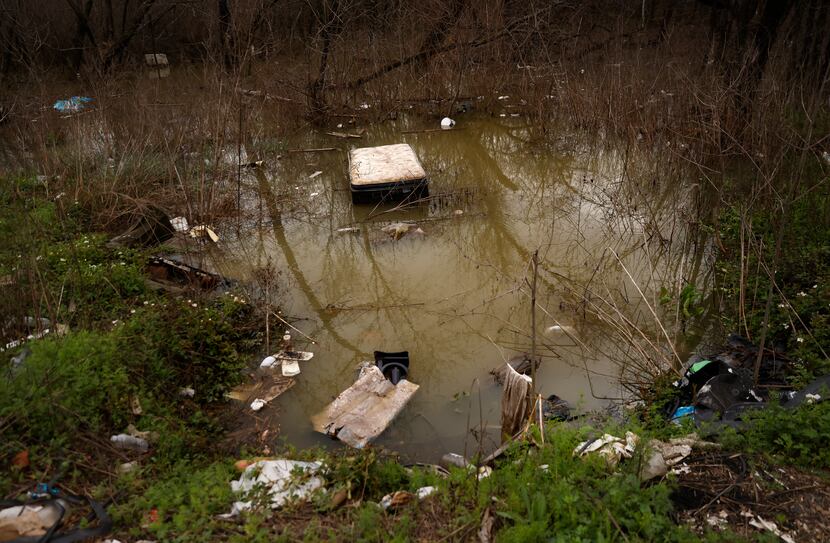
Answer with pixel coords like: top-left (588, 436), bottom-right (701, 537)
top-left (220, 115), bottom-right (712, 462)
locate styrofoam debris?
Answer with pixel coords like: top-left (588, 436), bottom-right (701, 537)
top-left (260, 355), bottom-right (277, 368)
top-left (170, 217), bottom-right (189, 233)
top-left (250, 398), bottom-right (267, 411)
top-left (748, 516), bottom-right (795, 543)
top-left (574, 432), bottom-right (639, 466)
top-left (416, 486), bottom-right (436, 499)
top-left (224, 459), bottom-right (324, 516)
top-left (281, 359), bottom-right (301, 377)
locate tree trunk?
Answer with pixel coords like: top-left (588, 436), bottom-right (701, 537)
top-left (218, 0), bottom-right (235, 69)
top-left (308, 0), bottom-right (341, 120)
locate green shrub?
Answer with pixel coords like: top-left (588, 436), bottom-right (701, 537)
top-left (719, 401), bottom-right (830, 468)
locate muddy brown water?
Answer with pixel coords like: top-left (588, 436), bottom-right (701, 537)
top-left (213, 114), bottom-right (710, 462)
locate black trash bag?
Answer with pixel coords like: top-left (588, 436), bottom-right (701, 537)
top-left (783, 374), bottom-right (830, 409)
top-left (542, 394), bottom-right (571, 421)
top-left (695, 369), bottom-right (760, 412)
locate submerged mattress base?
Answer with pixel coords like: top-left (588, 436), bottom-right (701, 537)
top-left (350, 179), bottom-right (429, 204)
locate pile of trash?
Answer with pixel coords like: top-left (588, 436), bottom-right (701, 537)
top-left (664, 334), bottom-right (829, 431)
top-left (221, 458), bottom-right (439, 518)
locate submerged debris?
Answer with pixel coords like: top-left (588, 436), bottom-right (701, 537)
top-left (381, 222), bottom-right (425, 240)
top-left (145, 256), bottom-right (228, 292)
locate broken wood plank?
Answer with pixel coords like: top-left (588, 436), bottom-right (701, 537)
top-left (325, 131), bottom-right (362, 139)
top-left (286, 147), bottom-right (340, 154)
top-left (400, 127), bottom-right (464, 134)
top-left (311, 365), bottom-right (419, 448)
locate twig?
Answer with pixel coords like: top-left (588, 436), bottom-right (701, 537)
top-left (269, 311), bottom-right (317, 344)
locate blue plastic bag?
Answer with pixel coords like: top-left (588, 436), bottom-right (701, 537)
top-left (53, 96), bottom-right (93, 113)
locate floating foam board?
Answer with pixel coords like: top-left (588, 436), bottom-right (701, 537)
top-left (311, 365), bottom-right (419, 448)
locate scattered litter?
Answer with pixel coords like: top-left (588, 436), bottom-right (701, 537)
top-left (670, 463), bottom-right (691, 475)
top-left (179, 387), bottom-right (195, 398)
top-left (671, 405), bottom-right (695, 423)
top-left (189, 225), bottom-right (219, 243)
top-left (640, 434), bottom-right (718, 481)
top-left (0, 502), bottom-right (64, 539)
top-left (309, 171), bottom-right (323, 179)
top-left (125, 424), bottom-right (158, 442)
top-left (380, 491), bottom-right (413, 510)
top-left (144, 53), bottom-right (168, 66)
top-left (416, 486), bottom-right (436, 499)
top-left (453, 209), bottom-right (464, 216)
top-left (146, 256), bottom-right (228, 292)
top-left (441, 453), bottom-right (471, 469)
top-left (310, 192), bottom-right (320, 198)
top-left (336, 226), bottom-right (360, 234)
top-left (477, 466), bottom-right (493, 480)
top-left (359, 103), bottom-right (370, 109)
top-left (229, 373), bottom-right (295, 407)
top-left (379, 486), bottom-right (435, 511)
top-left (118, 461), bottom-right (138, 474)
top-left (53, 96), bottom-right (93, 113)
top-left (107, 205), bottom-right (174, 248)
top-left (574, 432), bottom-right (639, 467)
top-left (748, 516), bottom-right (795, 543)
top-left (381, 222), bottom-right (425, 240)
top-left (130, 396), bottom-right (143, 415)
top-left (312, 364), bottom-right (419, 448)
top-left (224, 459), bottom-right (324, 516)
top-left (170, 216), bottom-right (189, 233)
top-left (705, 510), bottom-right (729, 529)
top-left (440, 117), bottom-right (455, 129)
top-left (497, 95), bottom-right (509, 100)
top-left (282, 359), bottom-right (300, 377)
top-left (3, 324), bottom-right (68, 352)
top-left (499, 113), bottom-right (506, 117)
top-left (259, 349), bottom-right (314, 377)
top-left (500, 363), bottom-right (534, 440)
top-left (110, 434), bottom-right (149, 452)
top-left (250, 398), bottom-right (267, 411)
top-left (10, 347), bottom-right (31, 370)
top-left (805, 393), bottom-right (821, 404)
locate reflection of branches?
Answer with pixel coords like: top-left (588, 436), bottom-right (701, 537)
top-left (254, 170), bottom-right (362, 355)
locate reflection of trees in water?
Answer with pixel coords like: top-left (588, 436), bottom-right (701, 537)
top-left (247, 118), bottom-right (713, 404)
